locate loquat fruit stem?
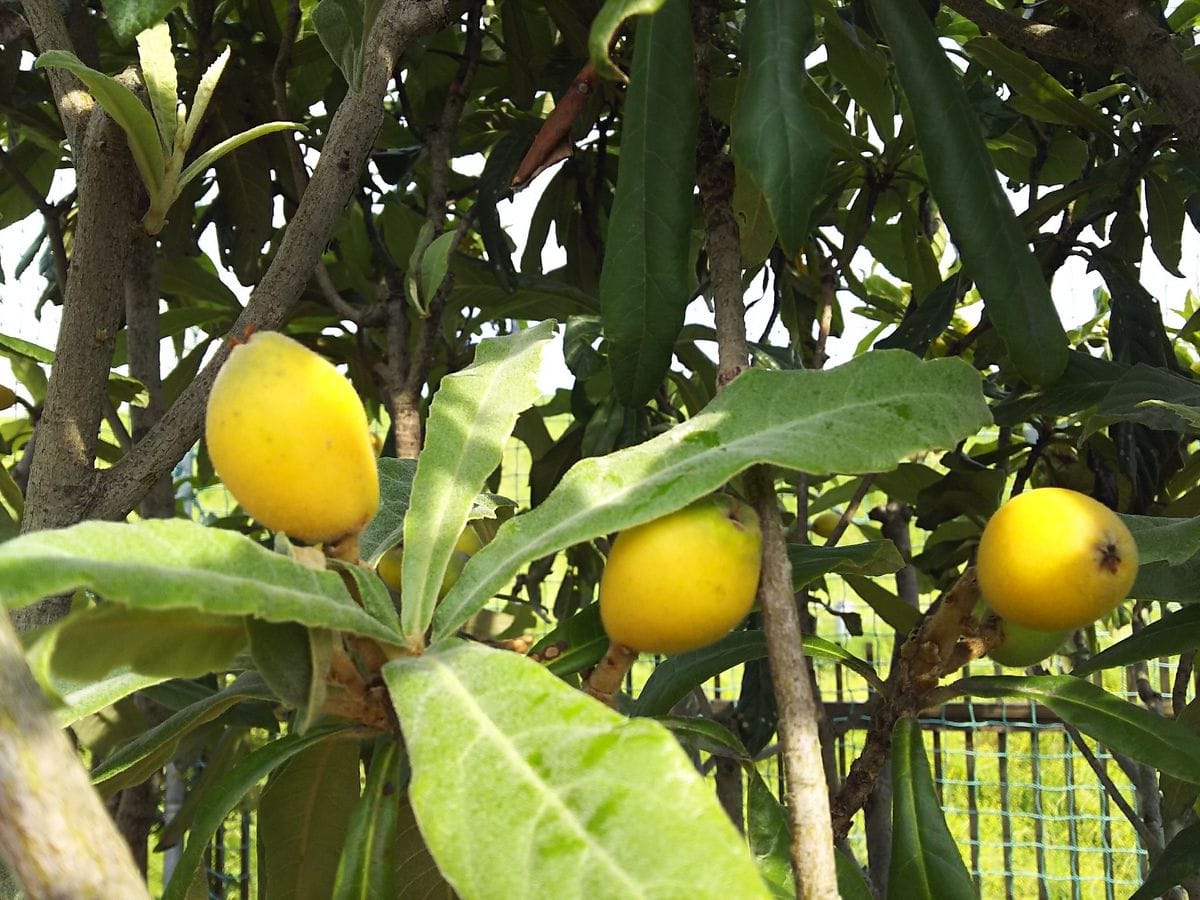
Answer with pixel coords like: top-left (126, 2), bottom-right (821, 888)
top-left (583, 641), bottom-right (639, 710)
top-left (324, 531), bottom-right (362, 564)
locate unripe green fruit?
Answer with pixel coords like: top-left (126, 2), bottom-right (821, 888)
top-left (599, 495), bottom-right (762, 655)
top-left (811, 511), bottom-right (841, 539)
top-left (205, 331), bottom-right (378, 544)
top-left (377, 526), bottom-right (484, 597)
top-left (987, 615), bottom-right (1069, 668)
top-left (976, 488), bottom-right (1138, 632)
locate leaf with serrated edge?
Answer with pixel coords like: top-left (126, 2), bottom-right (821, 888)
top-left (0, 519), bottom-right (403, 645)
top-left (135, 21), bottom-right (178, 151)
top-left (182, 46), bottom-right (230, 150)
top-left (954, 675), bottom-right (1200, 785)
top-left (163, 725), bottom-right (355, 900)
top-left (401, 323), bottom-right (554, 645)
top-left (435, 352), bottom-right (990, 641)
top-left (587, 0), bottom-right (666, 81)
top-left (34, 50), bottom-right (166, 193)
top-left (384, 642), bottom-right (771, 898)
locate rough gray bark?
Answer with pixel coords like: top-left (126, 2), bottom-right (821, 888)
top-left (14, 69), bottom-right (142, 630)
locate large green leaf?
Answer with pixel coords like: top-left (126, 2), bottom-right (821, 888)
top-left (312, 0), bottom-right (384, 89)
top-left (732, 0), bottom-right (830, 256)
top-left (0, 519), bottom-right (403, 645)
top-left (867, 0), bottom-right (1068, 386)
top-left (383, 641), bottom-right (771, 898)
top-left (48, 604), bottom-right (245, 682)
top-left (259, 734), bottom-right (362, 900)
top-left (1071, 606), bottom-right (1200, 675)
top-left (163, 724), bottom-right (354, 900)
top-left (333, 739), bottom-right (404, 899)
top-left (598, 0), bottom-right (698, 406)
top-left (1086, 364), bottom-right (1200, 435)
top-left (91, 672), bottom-right (275, 793)
top-left (955, 675), bottom-right (1200, 783)
top-left (889, 717), bottom-right (976, 899)
top-left (401, 323), bottom-right (553, 646)
top-left (34, 51), bottom-right (166, 194)
top-left (435, 352), bottom-right (990, 641)
top-left (1130, 822), bottom-right (1200, 900)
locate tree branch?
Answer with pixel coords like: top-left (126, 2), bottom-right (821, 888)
top-left (16, 72), bottom-right (143, 631)
top-left (1064, 0), bottom-right (1200, 155)
top-left (90, 0), bottom-right (451, 522)
top-left (942, 0), bottom-right (1098, 64)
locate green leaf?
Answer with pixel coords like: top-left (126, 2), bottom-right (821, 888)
top-left (843, 574), bottom-right (922, 633)
top-left (867, 0), bottom-right (1068, 386)
top-left (1130, 821), bottom-right (1200, 900)
top-left (820, 6), bottom-right (893, 141)
top-left (135, 21), bottom-right (178, 151)
top-left (963, 37), bottom-right (1112, 134)
top-left (177, 121), bottom-right (301, 191)
top-left (360, 457), bottom-right (418, 566)
top-left (247, 618), bottom-right (334, 727)
top-left (1071, 606), bottom-right (1200, 675)
top-left (598, 0), bottom-right (698, 406)
top-left (656, 715), bottom-right (749, 759)
top-left (392, 786), bottom-right (455, 896)
top-left (732, 0), bottom-right (830, 257)
top-left (1085, 364), bottom-right (1200, 435)
top-left (633, 630), bottom-right (880, 717)
top-left (53, 670), bottom-right (168, 728)
top-left (587, 0), bottom-right (666, 82)
top-left (163, 724), bottom-right (354, 900)
top-left (889, 717), bottom-right (976, 899)
top-left (435, 352), bottom-right (990, 641)
top-left (383, 642), bottom-right (771, 898)
top-left (91, 672), bottom-right (275, 792)
top-left (1124, 513), bottom-right (1200, 566)
top-left (332, 560), bottom-right (400, 636)
top-left (259, 735), bottom-right (362, 900)
top-left (34, 50), bottom-right (166, 195)
top-left (0, 142), bottom-right (58, 230)
top-left (954, 675), bottom-right (1200, 784)
top-left (312, 0), bottom-right (383, 89)
top-left (49, 604), bottom-right (246, 682)
top-left (528, 601), bottom-right (608, 678)
top-left (418, 230), bottom-right (458, 309)
top-left (0, 519), bottom-right (403, 645)
top-left (789, 540), bottom-right (905, 589)
top-left (401, 323), bottom-right (553, 645)
top-left (333, 739), bottom-right (403, 899)
top-left (181, 47), bottom-right (230, 150)
top-left (1145, 171), bottom-right (1185, 277)
top-left (101, 0), bottom-right (185, 46)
